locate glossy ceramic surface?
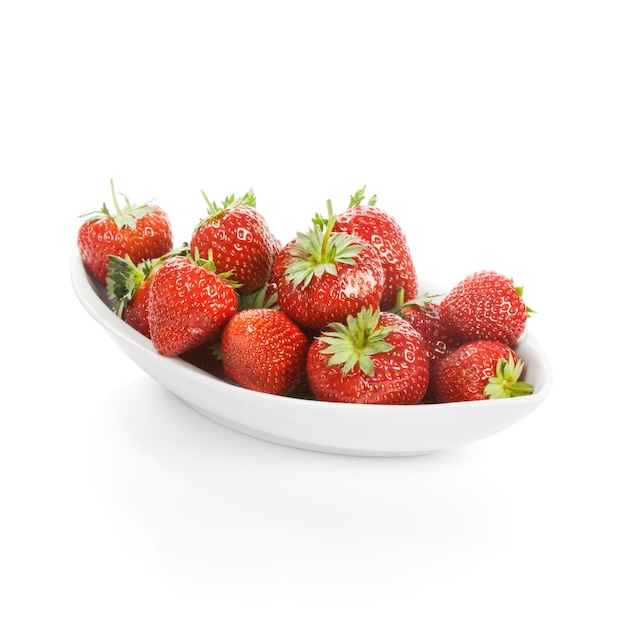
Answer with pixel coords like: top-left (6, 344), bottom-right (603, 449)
top-left (70, 249), bottom-right (552, 456)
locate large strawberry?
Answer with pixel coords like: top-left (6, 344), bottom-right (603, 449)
top-left (332, 186), bottom-right (418, 310)
top-left (306, 307), bottom-right (429, 404)
top-left (189, 189), bottom-right (281, 294)
top-left (272, 206), bottom-right (384, 330)
top-left (148, 253), bottom-right (239, 357)
top-left (392, 289), bottom-right (462, 365)
top-left (439, 271), bottom-right (531, 346)
top-left (221, 308), bottom-right (309, 395)
top-left (181, 281), bottom-right (281, 382)
top-left (429, 340), bottom-right (533, 403)
top-left (78, 180), bottom-right (173, 285)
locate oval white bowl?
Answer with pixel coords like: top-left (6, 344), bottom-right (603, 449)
top-left (70, 249), bottom-right (552, 456)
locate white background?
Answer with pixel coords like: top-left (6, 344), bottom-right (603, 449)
top-left (1, 1), bottom-right (625, 624)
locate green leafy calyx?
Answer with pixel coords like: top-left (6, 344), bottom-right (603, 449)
top-left (189, 247), bottom-right (242, 289)
top-left (198, 188), bottom-right (256, 226)
top-left (238, 283), bottom-right (279, 311)
top-left (285, 200), bottom-right (363, 287)
top-left (80, 179), bottom-right (156, 229)
top-left (318, 307), bottom-right (395, 376)
top-left (484, 355), bottom-right (534, 399)
top-left (348, 185), bottom-right (378, 209)
top-left (106, 244), bottom-right (189, 316)
top-left (390, 287), bottom-right (443, 314)
top-left (106, 255), bottom-right (151, 316)
top-left (511, 278), bottom-right (536, 316)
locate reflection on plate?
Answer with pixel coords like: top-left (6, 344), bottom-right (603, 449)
top-left (70, 249), bottom-right (552, 456)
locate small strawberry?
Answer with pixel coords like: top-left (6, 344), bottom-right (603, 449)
top-left (272, 205), bottom-right (384, 330)
top-left (106, 246), bottom-right (188, 338)
top-left (105, 255), bottom-right (157, 338)
top-left (221, 308), bottom-right (309, 395)
top-left (78, 179), bottom-right (174, 285)
top-left (189, 189), bottom-right (280, 294)
top-left (148, 253), bottom-right (239, 357)
top-left (439, 271), bottom-right (531, 346)
top-left (332, 186), bottom-right (418, 310)
top-left (306, 307), bottom-right (430, 405)
top-left (392, 289), bottom-right (462, 365)
top-left (429, 340), bottom-right (533, 403)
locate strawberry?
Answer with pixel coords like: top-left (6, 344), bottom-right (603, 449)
top-left (439, 271), bottom-right (531, 346)
top-left (148, 253), bottom-right (239, 357)
top-left (78, 179), bottom-right (173, 285)
top-left (221, 308), bottom-right (309, 395)
top-left (392, 290), bottom-right (462, 365)
top-left (105, 246), bottom-right (188, 338)
top-left (306, 307), bottom-right (430, 404)
top-left (105, 254), bottom-right (157, 338)
top-left (271, 205), bottom-right (385, 330)
top-left (189, 189), bottom-right (280, 294)
top-left (429, 340), bottom-right (533, 403)
top-left (332, 186), bottom-right (418, 310)
top-left (182, 282), bottom-right (281, 384)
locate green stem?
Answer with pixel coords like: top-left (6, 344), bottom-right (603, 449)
top-left (356, 317), bottom-right (366, 350)
top-left (110, 179), bottom-right (123, 215)
top-left (200, 189), bottom-right (224, 219)
top-left (321, 199), bottom-right (338, 261)
top-left (393, 287), bottom-right (406, 312)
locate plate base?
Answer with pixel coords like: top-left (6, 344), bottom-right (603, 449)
top-left (186, 402), bottom-right (437, 457)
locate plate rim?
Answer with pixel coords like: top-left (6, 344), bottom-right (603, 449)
top-left (70, 247), bottom-right (553, 455)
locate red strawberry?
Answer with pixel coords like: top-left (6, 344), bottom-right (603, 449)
top-left (105, 254), bottom-right (157, 338)
top-left (148, 254), bottom-right (239, 357)
top-left (78, 179), bottom-right (173, 285)
top-left (306, 308), bottom-right (430, 404)
top-left (392, 290), bottom-right (462, 365)
top-left (332, 186), bottom-right (418, 310)
top-left (189, 189), bottom-right (280, 294)
top-left (272, 205), bottom-right (384, 330)
top-left (429, 340), bottom-right (533, 403)
top-left (182, 281), bottom-right (281, 383)
top-left (439, 271), bottom-right (531, 346)
top-left (105, 246), bottom-right (187, 338)
top-left (221, 308), bottom-right (309, 395)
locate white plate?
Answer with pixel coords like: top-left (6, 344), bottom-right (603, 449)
top-left (70, 249), bottom-right (552, 456)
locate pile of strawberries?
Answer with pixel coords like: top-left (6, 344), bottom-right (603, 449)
top-left (77, 181), bottom-right (535, 405)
